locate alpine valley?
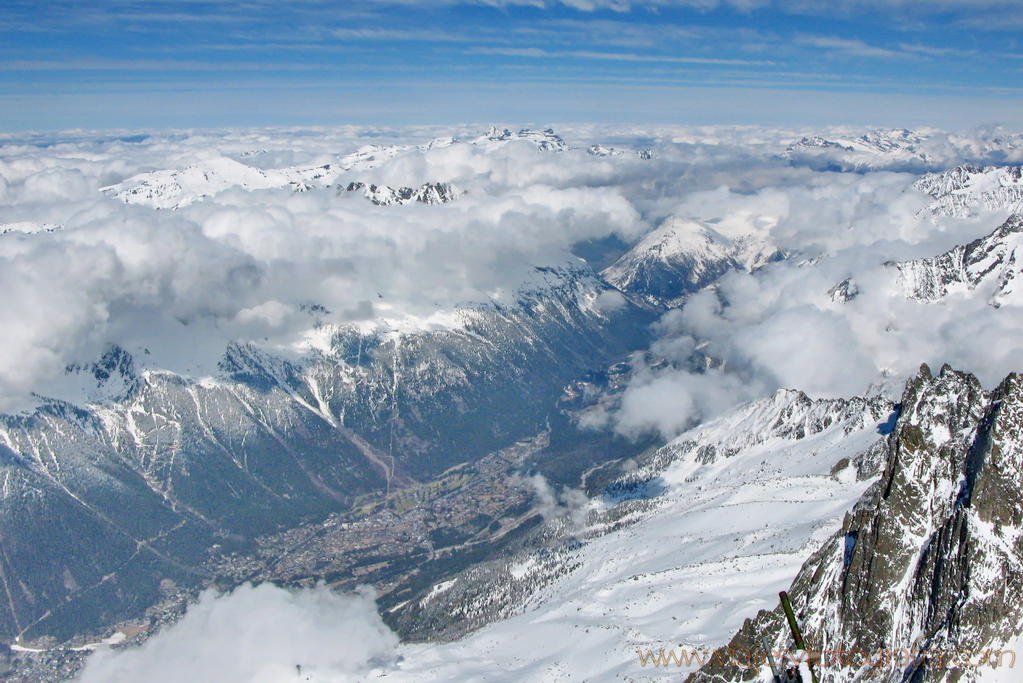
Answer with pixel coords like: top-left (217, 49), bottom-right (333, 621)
top-left (1, 124), bottom-right (1023, 683)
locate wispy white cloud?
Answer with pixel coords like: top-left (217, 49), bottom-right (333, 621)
top-left (795, 36), bottom-right (900, 59)
top-left (330, 27), bottom-right (473, 42)
top-left (468, 46), bottom-right (774, 65)
top-left (897, 43), bottom-right (977, 58)
top-left (0, 58), bottom-right (351, 72)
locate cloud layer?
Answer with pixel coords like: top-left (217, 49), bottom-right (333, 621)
top-left (73, 583), bottom-right (397, 683)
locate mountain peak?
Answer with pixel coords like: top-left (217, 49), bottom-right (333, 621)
top-left (603, 215), bottom-right (783, 305)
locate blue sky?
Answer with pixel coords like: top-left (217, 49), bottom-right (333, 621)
top-left (2, 0), bottom-right (1022, 132)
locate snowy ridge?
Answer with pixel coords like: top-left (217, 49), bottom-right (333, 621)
top-left (853, 128), bottom-right (930, 154)
top-left (788, 136), bottom-right (853, 152)
top-left (785, 128), bottom-right (1023, 173)
top-left (386, 389), bottom-right (894, 682)
top-left (339, 181), bottom-right (461, 206)
top-left (915, 164), bottom-right (1023, 217)
top-left (471, 127), bottom-right (570, 153)
top-left (891, 214), bottom-right (1023, 307)
top-left (624, 388), bottom-right (893, 485)
top-left (0, 222), bottom-right (63, 235)
top-left (602, 215), bottom-right (782, 305)
top-left (100, 137), bottom-right (458, 209)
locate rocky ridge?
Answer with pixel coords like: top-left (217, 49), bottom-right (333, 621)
top-left (891, 214), bottom-right (1023, 307)
top-left (915, 164), bottom-right (1023, 218)
top-left (687, 363), bottom-right (1023, 683)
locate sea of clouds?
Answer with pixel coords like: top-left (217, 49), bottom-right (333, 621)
top-left (1, 123), bottom-right (1021, 430)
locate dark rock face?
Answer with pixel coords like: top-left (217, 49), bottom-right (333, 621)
top-left (687, 364), bottom-right (1023, 683)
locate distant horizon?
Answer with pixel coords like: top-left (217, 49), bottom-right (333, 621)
top-left (3, 0), bottom-right (1022, 133)
top-left (2, 118), bottom-right (1022, 144)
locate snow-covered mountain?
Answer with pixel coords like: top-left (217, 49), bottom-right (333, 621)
top-left (100, 157), bottom-right (338, 209)
top-left (891, 214), bottom-right (1023, 307)
top-left (339, 181), bottom-right (461, 206)
top-left (915, 164), bottom-right (1023, 217)
top-left (100, 130), bottom-right (569, 211)
top-left (587, 144), bottom-right (624, 157)
top-left (783, 129), bottom-right (936, 172)
top-left (602, 216), bottom-right (783, 305)
top-left (689, 364), bottom-right (1023, 683)
top-left (785, 129), bottom-right (1023, 174)
top-left (9, 124), bottom-right (1023, 683)
top-left (855, 128), bottom-right (931, 154)
top-left (100, 137), bottom-right (460, 209)
top-left (382, 364), bottom-right (1023, 683)
top-left (471, 127), bottom-right (570, 153)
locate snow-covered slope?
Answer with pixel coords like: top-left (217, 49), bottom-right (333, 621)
top-left (471, 127), bottom-right (570, 153)
top-left (101, 129), bottom-right (565, 211)
top-left (384, 389), bottom-right (894, 682)
top-left (785, 129), bottom-right (1023, 173)
top-left (602, 216), bottom-right (783, 305)
top-left (915, 164), bottom-right (1023, 217)
top-left (891, 214), bottom-right (1023, 307)
top-left (337, 137), bottom-right (455, 172)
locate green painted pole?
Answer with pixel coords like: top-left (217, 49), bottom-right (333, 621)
top-left (779, 591), bottom-right (819, 683)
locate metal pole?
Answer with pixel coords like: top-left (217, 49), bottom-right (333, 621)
top-left (762, 636), bottom-right (783, 683)
top-left (779, 591), bottom-right (819, 683)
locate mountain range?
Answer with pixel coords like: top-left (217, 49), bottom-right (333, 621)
top-left (2, 126), bottom-right (1023, 683)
